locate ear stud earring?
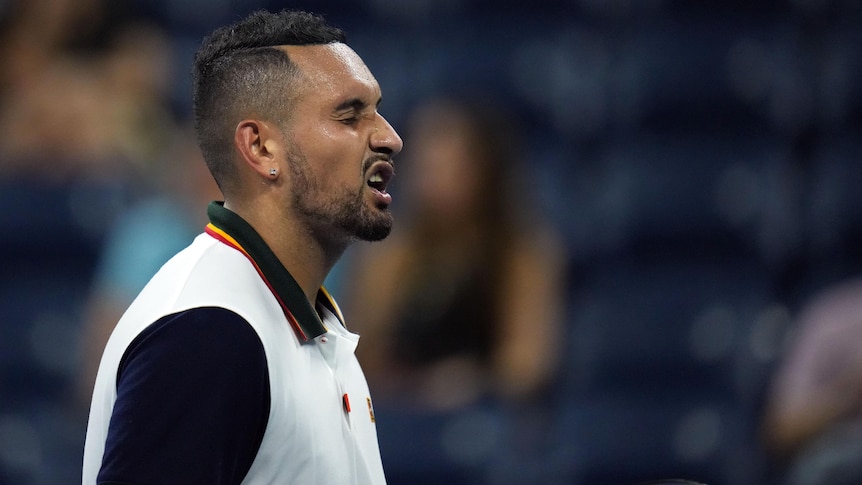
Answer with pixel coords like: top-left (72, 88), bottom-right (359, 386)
top-left (269, 168), bottom-right (278, 176)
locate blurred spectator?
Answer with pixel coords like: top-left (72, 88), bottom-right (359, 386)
top-left (344, 95), bottom-right (566, 411)
top-left (75, 128), bottom-right (221, 408)
top-left (0, 0), bottom-right (172, 182)
top-left (341, 95), bottom-right (565, 483)
top-left (0, 58), bottom-right (112, 179)
top-left (339, 95), bottom-right (567, 484)
top-left (0, 0), bottom-right (105, 95)
top-left (0, 1), bottom-right (183, 482)
top-left (763, 278), bottom-right (862, 485)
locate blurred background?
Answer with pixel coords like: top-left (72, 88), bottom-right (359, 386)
top-left (1, 0), bottom-right (861, 484)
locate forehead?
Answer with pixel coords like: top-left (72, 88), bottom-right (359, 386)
top-left (281, 43), bottom-right (379, 104)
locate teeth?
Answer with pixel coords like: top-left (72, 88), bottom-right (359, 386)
top-left (369, 173), bottom-right (383, 183)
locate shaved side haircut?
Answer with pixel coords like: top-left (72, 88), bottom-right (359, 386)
top-left (192, 10), bottom-right (346, 192)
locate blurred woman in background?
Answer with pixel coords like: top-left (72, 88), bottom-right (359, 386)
top-left (343, 96), bottom-right (565, 411)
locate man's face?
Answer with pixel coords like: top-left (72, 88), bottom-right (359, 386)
top-left (277, 43), bottom-right (403, 243)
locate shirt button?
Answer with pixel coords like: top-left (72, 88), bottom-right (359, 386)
top-left (320, 336), bottom-right (328, 343)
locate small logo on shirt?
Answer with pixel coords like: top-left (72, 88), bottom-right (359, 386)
top-left (366, 397), bottom-right (376, 423)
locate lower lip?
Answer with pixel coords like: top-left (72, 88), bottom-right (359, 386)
top-left (369, 187), bottom-right (392, 206)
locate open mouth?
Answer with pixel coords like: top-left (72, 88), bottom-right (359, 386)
top-left (366, 161), bottom-right (394, 193)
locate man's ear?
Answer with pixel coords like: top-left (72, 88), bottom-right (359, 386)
top-left (235, 119), bottom-right (281, 180)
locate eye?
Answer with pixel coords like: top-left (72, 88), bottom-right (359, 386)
top-left (340, 115), bottom-right (359, 125)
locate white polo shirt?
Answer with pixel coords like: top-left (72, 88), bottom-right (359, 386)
top-left (83, 202), bottom-right (386, 485)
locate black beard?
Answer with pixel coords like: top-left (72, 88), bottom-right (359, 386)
top-left (291, 188), bottom-right (392, 255)
top-left (287, 149), bottom-right (393, 245)
top-left (314, 186), bottom-right (393, 242)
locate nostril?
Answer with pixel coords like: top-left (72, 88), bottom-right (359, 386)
top-left (373, 145), bottom-right (393, 155)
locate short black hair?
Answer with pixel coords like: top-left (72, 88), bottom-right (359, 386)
top-left (192, 10), bottom-right (346, 192)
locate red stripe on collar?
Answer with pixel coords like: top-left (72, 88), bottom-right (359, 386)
top-left (205, 223), bottom-right (311, 342)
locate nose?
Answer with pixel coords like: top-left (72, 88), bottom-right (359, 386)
top-left (371, 113), bottom-right (403, 156)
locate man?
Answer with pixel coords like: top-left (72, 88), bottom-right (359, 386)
top-left (82, 9), bottom-right (403, 485)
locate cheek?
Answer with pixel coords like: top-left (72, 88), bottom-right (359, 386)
top-left (294, 133), bottom-right (364, 189)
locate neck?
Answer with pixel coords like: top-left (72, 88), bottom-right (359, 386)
top-left (225, 199), bottom-right (344, 305)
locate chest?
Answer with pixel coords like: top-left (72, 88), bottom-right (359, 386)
top-left (245, 316), bottom-right (384, 485)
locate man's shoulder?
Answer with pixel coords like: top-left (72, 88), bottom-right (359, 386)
top-left (136, 233), bottom-right (266, 310)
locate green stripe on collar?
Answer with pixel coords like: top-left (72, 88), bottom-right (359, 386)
top-left (207, 201), bottom-right (328, 341)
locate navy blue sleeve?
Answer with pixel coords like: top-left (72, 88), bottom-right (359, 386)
top-left (97, 307), bottom-right (270, 485)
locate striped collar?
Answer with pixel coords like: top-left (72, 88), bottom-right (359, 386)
top-left (204, 201), bottom-right (344, 342)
